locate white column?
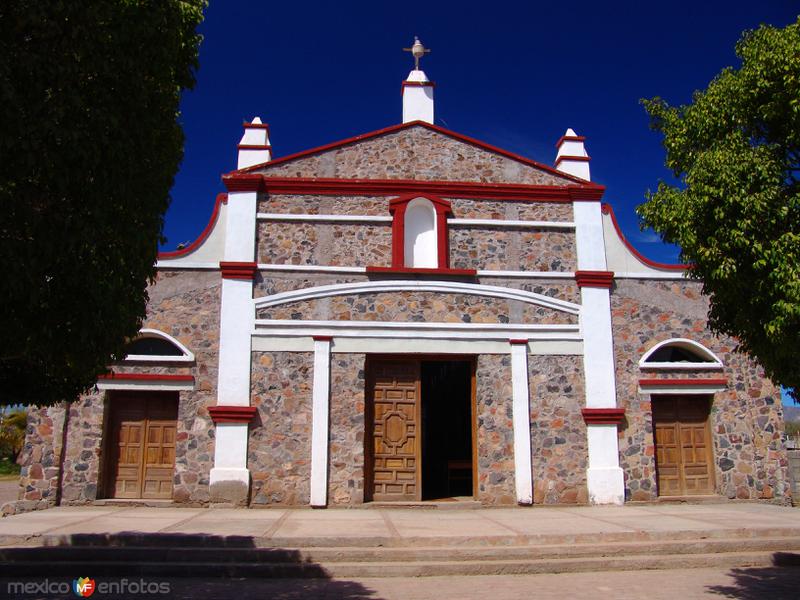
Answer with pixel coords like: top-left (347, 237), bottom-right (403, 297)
top-left (510, 341), bottom-right (533, 505)
top-left (574, 201), bottom-right (625, 505)
top-left (402, 70), bottom-right (434, 124)
top-left (310, 337), bottom-right (331, 507)
top-left (210, 190), bottom-right (258, 501)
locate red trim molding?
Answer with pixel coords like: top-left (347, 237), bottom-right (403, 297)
top-left (402, 81), bottom-right (436, 87)
top-left (220, 261), bottom-right (258, 280)
top-left (509, 339), bottom-right (529, 345)
top-left (366, 266), bottom-right (477, 277)
top-left (575, 270), bottom-right (614, 288)
top-left (158, 193), bottom-right (228, 260)
top-left (222, 175), bottom-right (606, 203)
top-left (601, 204), bottom-right (687, 271)
top-left (582, 408), bottom-right (626, 425)
top-left (208, 405), bottom-right (258, 424)
top-left (238, 144), bottom-right (272, 151)
top-left (555, 155), bottom-right (591, 167)
top-left (98, 373), bottom-right (194, 383)
top-left (387, 193), bottom-right (452, 269)
top-left (232, 120), bottom-right (592, 184)
top-left (555, 134), bottom-right (586, 148)
top-left (312, 335), bottom-right (333, 342)
top-left (244, 122), bottom-right (270, 131)
top-left (639, 378), bottom-right (728, 387)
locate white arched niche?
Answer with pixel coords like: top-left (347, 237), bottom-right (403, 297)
top-left (404, 197), bottom-right (438, 268)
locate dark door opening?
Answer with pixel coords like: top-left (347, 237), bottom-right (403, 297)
top-left (420, 360), bottom-right (473, 500)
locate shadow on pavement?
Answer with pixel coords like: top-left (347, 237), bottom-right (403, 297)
top-left (705, 556), bottom-right (800, 600)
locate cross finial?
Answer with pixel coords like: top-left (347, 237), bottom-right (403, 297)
top-left (402, 36), bottom-right (431, 71)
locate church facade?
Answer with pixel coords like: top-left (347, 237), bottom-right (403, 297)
top-left (15, 57), bottom-right (791, 511)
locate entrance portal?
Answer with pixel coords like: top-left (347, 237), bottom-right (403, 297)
top-left (366, 358), bottom-right (474, 502)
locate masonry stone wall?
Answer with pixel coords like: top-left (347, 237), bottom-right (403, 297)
top-left (530, 355), bottom-right (588, 504)
top-left (450, 228), bottom-right (576, 272)
top-left (257, 291), bottom-right (578, 325)
top-left (249, 351), bottom-right (313, 506)
top-left (329, 353), bottom-right (367, 505)
top-left (254, 126), bottom-right (575, 185)
top-left (611, 278), bottom-right (789, 503)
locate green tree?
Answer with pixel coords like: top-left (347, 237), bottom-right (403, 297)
top-left (639, 18), bottom-right (800, 401)
top-left (0, 409), bottom-right (27, 463)
top-left (0, 2), bottom-right (206, 406)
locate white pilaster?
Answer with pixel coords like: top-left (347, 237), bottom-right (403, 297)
top-left (510, 342), bottom-right (533, 505)
top-left (402, 70), bottom-right (434, 124)
top-left (310, 338), bottom-right (331, 507)
top-left (574, 200), bottom-right (625, 505)
top-left (210, 188), bottom-right (258, 502)
top-left (237, 117), bottom-right (271, 169)
top-left (555, 128), bottom-right (591, 181)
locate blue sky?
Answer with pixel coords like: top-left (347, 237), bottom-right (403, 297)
top-left (165, 1), bottom-right (796, 404)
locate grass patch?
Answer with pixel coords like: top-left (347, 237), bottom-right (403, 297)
top-left (0, 458), bottom-right (20, 478)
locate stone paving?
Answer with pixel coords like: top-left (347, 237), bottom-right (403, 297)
top-left (0, 502), bottom-right (798, 541)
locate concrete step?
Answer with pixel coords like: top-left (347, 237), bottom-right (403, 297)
top-left (3, 550), bottom-right (799, 578)
top-left (2, 536), bottom-right (800, 564)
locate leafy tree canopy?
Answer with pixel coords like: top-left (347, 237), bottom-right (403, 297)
top-left (0, 1), bottom-right (206, 406)
top-left (639, 18), bottom-right (800, 401)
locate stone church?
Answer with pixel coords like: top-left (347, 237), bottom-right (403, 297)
top-left (16, 41), bottom-right (791, 510)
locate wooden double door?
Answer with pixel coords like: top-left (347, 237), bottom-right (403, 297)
top-left (366, 358), bottom-right (474, 502)
top-left (105, 392), bottom-right (178, 499)
top-left (653, 395), bottom-right (715, 496)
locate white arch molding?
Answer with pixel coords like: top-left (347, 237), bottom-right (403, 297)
top-left (639, 338), bottom-right (723, 370)
top-left (404, 197), bottom-right (437, 268)
top-left (123, 328), bottom-right (196, 363)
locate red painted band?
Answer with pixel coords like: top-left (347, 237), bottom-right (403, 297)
top-left (554, 155), bottom-right (591, 166)
top-left (638, 378), bottom-right (728, 387)
top-left (312, 335), bottom-right (333, 342)
top-left (220, 261), bottom-right (258, 280)
top-left (366, 266), bottom-right (478, 276)
top-left (243, 122), bottom-right (270, 130)
top-left (582, 408), bottom-right (626, 425)
top-left (555, 134), bottom-right (586, 148)
top-left (509, 339), bottom-right (529, 345)
top-left (575, 270), bottom-right (614, 288)
top-left (601, 204), bottom-right (687, 271)
top-left (224, 174), bottom-right (264, 192)
top-left (402, 80), bottom-right (436, 87)
top-left (208, 405), bottom-right (258, 424)
top-left (158, 193), bottom-right (228, 259)
top-left (232, 120), bottom-right (591, 185)
top-left (98, 373), bottom-right (194, 382)
top-left (238, 144), bottom-right (272, 151)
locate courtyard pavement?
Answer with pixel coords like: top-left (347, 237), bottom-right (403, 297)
top-left (0, 502), bottom-right (798, 542)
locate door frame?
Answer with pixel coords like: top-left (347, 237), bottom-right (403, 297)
top-left (364, 354), bottom-right (477, 502)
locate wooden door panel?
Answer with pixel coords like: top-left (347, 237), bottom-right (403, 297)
top-left (653, 396), bottom-right (714, 496)
top-left (107, 392), bottom-right (178, 500)
top-left (369, 360), bottom-right (420, 501)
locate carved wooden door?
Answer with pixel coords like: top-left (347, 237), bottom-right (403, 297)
top-left (367, 360), bottom-right (421, 501)
top-left (108, 393), bottom-right (178, 499)
top-left (653, 395), bottom-right (714, 496)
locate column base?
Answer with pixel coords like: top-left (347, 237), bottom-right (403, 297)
top-left (586, 466), bottom-right (625, 505)
top-left (209, 467), bottom-right (250, 505)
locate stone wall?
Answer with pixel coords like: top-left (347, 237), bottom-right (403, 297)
top-left (475, 354), bottom-right (517, 505)
top-left (329, 353), bottom-right (367, 505)
top-left (449, 228), bottom-right (576, 272)
top-left (257, 291), bottom-right (577, 325)
top-left (249, 352), bottom-right (313, 506)
top-left (254, 125), bottom-right (574, 185)
top-left (611, 278), bottom-right (789, 503)
top-left (530, 355), bottom-right (588, 504)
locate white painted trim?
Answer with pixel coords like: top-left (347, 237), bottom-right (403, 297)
top-left (253, 280), bottom-right (581, 315)
top-left (585, 425), bottom-right (625, 505)
top-left (310, 338), bottom-right (331, 507)
top-left (218, 278), bottom-right (255, 406)
top-left (449, 218), bottom-right (575, 229)
top-left (639, 338), bottom-right (723, 368)
top-left (251, 336), bottom-right (584, 356)
top-left (258, 213), bottom-right (392, 223)
top-left (97, 379), bottom-right (195, 391)
top-left (573, 201), bottom-right (607, 271)
top-left (641, 363), bottom-right (724, 371)
top-left (579, 287), bottom-right (617, 408)
top-left (155, 261), bottom-right (219, 270)
top-left (122, 328), bottom-right (195, 363)
top-left (640, 383), bottom-right (726, 395)
top-left (614, 272), bottom-right (688, 280)
top-left (511, 343), bottom-right (533, 505)
top-left (257, 264), bottom-right (367, 274)
top-left (476, 270), bottom-right (575, 279)
top-left (253, 319), bottom-right (580, 340)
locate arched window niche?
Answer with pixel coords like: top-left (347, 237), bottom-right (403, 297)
top-left (389, 194), bottom-right (452, 270)
top-left (639, 338), bottom-right (723, 370)
top-left (122, 329), bottom-right (195, 363)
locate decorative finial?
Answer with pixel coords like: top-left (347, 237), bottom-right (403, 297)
top-left (403, 36), bottom-right (431, 71)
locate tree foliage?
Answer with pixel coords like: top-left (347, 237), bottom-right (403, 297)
top-left (0, 1), bottom-right (206, 406)
top-left (0, 409), bottom-right (27, 462)
top-left (639, 18), bottom-right (800, 401)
